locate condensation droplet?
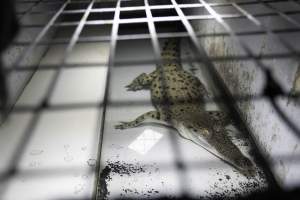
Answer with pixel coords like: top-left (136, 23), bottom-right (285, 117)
top-left (30, 149), bottom-right (44, 156)
top-left (87, 159), bottom-right (96, 167)
top-left (29, 161), bottom-right (41, 167)
top-left (74, 184), bottom-right (84, 194)
top-left (64, 155), bottom-right (74, 162)
top-left (81, 175), bottom-right (88, 179)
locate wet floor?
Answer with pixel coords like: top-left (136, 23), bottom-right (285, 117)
top-left (0, 26), bottom-right (272, 200)
top-left (0, 36), bottom-right (271, 199)
top-left (97, 39), bottom-right (269, 199)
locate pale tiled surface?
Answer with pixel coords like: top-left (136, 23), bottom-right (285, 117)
top-left (40, 43), bottom-right (110, 66)
top-left (0, 113), bottom-right (33, 173)
top-left (0, 36), bottom-right (109, 199)
top-left (50, 67), bottom-right (107, 105)
top-left (3, 109), bottom-right (100, 200)
top-left (16, 70), bottom-right (56, 107)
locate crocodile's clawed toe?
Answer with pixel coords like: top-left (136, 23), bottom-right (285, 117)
top-left (125, 84), bottom-right (135, 91)
top-left (126, 87), bottom-right (134, 91)
top-left (115, 122), bottom-right (129, 130)
top-left (115, 124), bottom-right (125, 129)
top-left (114, 122), bottom-right (123, 129)
top-left (125, 83), bottom-right (143, 91)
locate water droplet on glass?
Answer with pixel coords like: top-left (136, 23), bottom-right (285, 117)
top-left (81, 175), bottom-right (88, 179)
top-left (29, 161), bottom-right (41, 167)
top-left (87, 159), bottom-right (96, 167)
top-left (64, 156), bottom-right (74, 162)
top-left (74, 184), bottom-right (84, 194)
top-left (30, 149), bottom-right (44, 156)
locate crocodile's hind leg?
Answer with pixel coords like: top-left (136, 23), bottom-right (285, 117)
top-left (115, 110), bottom-right (170, 129)
top-left (126, 71), bottom-right (157, 91)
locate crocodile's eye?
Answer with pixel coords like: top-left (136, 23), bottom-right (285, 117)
top-left (202, 129), bottom-right (210, 136)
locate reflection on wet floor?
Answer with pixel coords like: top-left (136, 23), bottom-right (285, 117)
top-left (128, 129), bottom-right (164, 155)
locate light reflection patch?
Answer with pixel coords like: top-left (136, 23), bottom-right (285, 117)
top-left (128, 129), bottom-right (163, 155)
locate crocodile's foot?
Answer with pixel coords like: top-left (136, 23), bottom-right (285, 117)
top-left (115, 121), bottom-right (132, 130)
top-left (125, 83), bottom-right (143, 91)
top-left (125, 73), bottom-right (148, 91)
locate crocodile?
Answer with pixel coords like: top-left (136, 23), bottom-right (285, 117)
top-left (115, 38), bottom-right (255, 176)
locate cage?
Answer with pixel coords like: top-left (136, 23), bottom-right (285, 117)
top-left (0, 0), bottom-right (300, 199)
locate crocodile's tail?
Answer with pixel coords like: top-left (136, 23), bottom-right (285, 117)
top-left (174, 110), bottom-right (256, 177)
top-left (161, 38), bottom-right (181, 61)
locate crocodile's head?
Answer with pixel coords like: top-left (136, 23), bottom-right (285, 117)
top-left (233, 156), bottom-right (257, 177)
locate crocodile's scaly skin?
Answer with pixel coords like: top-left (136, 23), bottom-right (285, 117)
top-left (115, 38), bottom-right (255, 176)
top-left (288, 64), bottom-right (300, 105)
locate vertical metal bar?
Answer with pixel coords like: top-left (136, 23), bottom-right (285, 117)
top-left (144, 0), bottom-right (162, 63)
top-left (94, 0), bottom-right (121, 199)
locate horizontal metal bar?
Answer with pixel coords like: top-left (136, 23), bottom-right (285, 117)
top-left (6, 92), bottom-right (299, 114)
top-left (19, 9), bottom-right (300, 29)
top-left (11, 26), bottom-right (300, 47)
top-left (4, 51), bottom-right (299, 74)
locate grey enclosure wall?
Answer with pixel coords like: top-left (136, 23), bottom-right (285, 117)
top-left (2, 2), bottom-right (60, 115)
top-left (191, 2), bottom-right (300, 189)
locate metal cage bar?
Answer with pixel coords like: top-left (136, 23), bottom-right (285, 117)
top-left (1, 0), bottom-right (300, 199)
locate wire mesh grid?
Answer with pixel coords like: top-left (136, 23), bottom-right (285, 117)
top-left (1, 0), bottom-right (300, 199)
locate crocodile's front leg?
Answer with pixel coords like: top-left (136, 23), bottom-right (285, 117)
top-left (115, 110), bottom-right (170, 129)
top-left (126, 71), bottom-right (157, 91)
